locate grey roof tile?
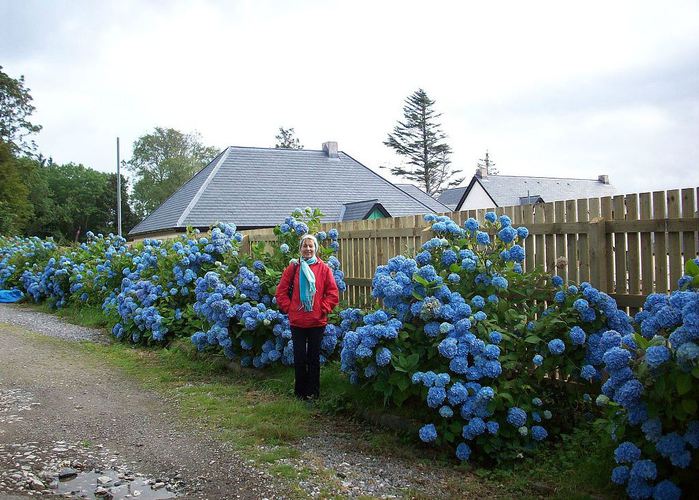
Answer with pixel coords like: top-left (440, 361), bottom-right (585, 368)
top-left (476, 175), bottom-right (617, 207)
top-left (396, 184), bottom-right (451, 213)
top-left (437, 187), bottom-right (467, 210)
top-left (129, 146), bottom-right (440, 235)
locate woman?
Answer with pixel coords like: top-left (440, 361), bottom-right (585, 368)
top-left (275, 234), bottom-right (339, 400)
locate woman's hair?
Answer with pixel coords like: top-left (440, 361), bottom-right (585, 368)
top-left (298, 234), bottom-right (319, 253)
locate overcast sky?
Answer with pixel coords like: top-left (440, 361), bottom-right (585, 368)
top-left (2, 0), bottom-right (698, 196)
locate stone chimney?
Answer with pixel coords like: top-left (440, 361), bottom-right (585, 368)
top-left (476, 165), bottom-right (488, 179)
top-left (322, 141), bottom-right (338, 158)
top-left (598, 174), bottom-right (609, 184)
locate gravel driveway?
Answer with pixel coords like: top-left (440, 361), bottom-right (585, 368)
top-left (0, 304), bottom-right (490, 499)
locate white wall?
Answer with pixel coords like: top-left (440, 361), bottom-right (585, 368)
top-left (460, 182), bottom-right (496, 210)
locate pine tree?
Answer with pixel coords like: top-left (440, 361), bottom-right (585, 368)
top-left (477, 150), bottom-right (498, 175)
top-left (383, 89), bottom-right (462, 196)
top-left (274, 127), bottom-right (303, 149)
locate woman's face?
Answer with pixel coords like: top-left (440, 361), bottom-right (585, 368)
top-left (300, 238), bottom-right (316, 259)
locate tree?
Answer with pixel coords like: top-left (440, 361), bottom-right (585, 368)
top-left (0, 66), bottom-right (42, 155)
top-left (125, 127), bottom-right (219, 217)
top-left (383, 89), bottom-right (463, 196)
top-left (0, 141), bottom-right (33, 234)
top-left (275, 127), bottom-right (303, 149)
top-left (478, 150), bottom-right (498, 175)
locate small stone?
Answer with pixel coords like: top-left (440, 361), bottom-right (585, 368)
top-left (153, 482), bottom-right (165, 490)
top-left (97, 475), bottom-right (111, 485)
top-left (58, 468), bottom-right (78, 480)
top-left (29, 478), bottom-right (44, 491)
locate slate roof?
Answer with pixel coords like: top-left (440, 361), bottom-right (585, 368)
top-left (129, 146), bottom-right (441, 236)
top-left (436, 187), bottom-right (467, 210)
top-left (340, 200), bottom-right (391, 221)
top-left (396, 184), bottom-right (451, 213)
top-left (438, 174), bottom-right (618, 211)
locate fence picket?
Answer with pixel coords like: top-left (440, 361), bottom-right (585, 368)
top-left (681, 188), bottom-right (697, 264)
top-left (613, 195), bottom-right (628, 295)
top-left (626, 194), bottom-right (641, 315)
top-left (577, 198), bottom-right (590, 283)
top-left (667, 190), bottom-right (682, 287)
top-left (554, 201), bottom-right (566, 282)
top-left (653, 191), bottom-right (668, 293)
top-left (565, 199), bottom-right (578, 283)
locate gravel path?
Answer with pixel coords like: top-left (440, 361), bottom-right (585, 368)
top-left (0, 304), bottom-right (491, 499)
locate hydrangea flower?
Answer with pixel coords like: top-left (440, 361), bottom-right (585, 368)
top-left (419, 423), bottom-right (437, 443)
top-left (547, 339), bottom-right (565, 355)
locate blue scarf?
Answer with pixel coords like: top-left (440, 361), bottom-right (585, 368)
top-left (299, 256), bottom-right (317, 311)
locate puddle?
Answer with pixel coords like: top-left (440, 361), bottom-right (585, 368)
top-left (56, 469), bottom-right (178, 499)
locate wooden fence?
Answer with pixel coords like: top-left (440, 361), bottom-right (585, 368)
top-left (241, 187), bottom-right (699, 312)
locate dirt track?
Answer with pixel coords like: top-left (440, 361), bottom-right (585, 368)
top-left (0, 316), bottom-right (285, 499)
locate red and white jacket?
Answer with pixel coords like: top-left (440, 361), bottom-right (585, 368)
top-left (275, 258), bottom-right (339, 328)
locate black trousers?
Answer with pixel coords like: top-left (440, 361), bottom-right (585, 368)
top-left (291, 325), bottom-right (324, 399)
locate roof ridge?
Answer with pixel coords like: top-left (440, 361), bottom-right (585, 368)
top-left (177, 147), bottom-right (231, 227)
top-left (343, 198), bottom-right (380, 206)
top-left (340, 151), bottom-right (445, 214)
top-left (224, 145), bottom-right (334, 153)
top-left (483, 174), bottom-right (605, 182)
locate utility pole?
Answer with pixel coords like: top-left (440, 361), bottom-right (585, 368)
top-left (116, 137), bottom-right (122, 237)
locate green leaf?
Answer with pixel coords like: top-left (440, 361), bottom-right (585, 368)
top-left (682, 398), bottom-right (698, 415)
top-left (524, 335), bottom-right (542, 344)
top-left (692, 366), bottom-right (699, 379)
top-left (412, 290), bottom-right (425, 301)
top-left (676, 373), bottom-right (693, 395)
top-left (405, 353), bottom-right (420, 371)
top-left (413, 273), bottom-right (430, 286)
top-left (395, 376), bottom-right (410, 392)
top-left (686, 259), bottom-right (699, 276)
top-left (499, 392), bottom-right (514, 404)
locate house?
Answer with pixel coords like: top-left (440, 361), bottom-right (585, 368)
top-left (437, 166), bottom-right (618, 211)
top-left (128, 142), bottom-right (444, 240)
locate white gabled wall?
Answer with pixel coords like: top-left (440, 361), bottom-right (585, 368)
top-left (460, 182), bottom-right (496, 210)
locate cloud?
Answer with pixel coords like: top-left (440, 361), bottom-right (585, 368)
top-left (2, 0), bottom-right (698, 197)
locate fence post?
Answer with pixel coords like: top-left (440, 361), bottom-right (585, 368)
top-left (588, 216), bottom-right (608, 292)
top-left (240, 234), bottom-right (250, 256)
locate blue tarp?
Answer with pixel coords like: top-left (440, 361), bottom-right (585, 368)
top-left (0, 289), bottom-right (23, 303)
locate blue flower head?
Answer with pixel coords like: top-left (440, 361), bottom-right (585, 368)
top-left (485, 212), bottom-right (497, 223)
top-left (614, 441), bottom-right (641, 464)
top-left (645, 345), bottom-right (670, 369)
top-left (419, 423), bottom-right (437, 443)
top-left (476, 231), bottom-right (490, 246)
top-left (507, 407), bottom-right (527, 427)
top-left (548, 338), bottom-right (565, 355)
top-left (464, 218), bottom-right (479, 231)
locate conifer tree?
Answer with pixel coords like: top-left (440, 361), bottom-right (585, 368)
top-left (274, 127), bottom-right (303, 149)
top-left (383, 89), bottom-right (462, 195)
top-left (478, 150), bottom-right (498, 175)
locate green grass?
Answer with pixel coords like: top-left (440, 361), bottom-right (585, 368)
top-left (14, 302), bottom-right (622, 498)
top-left (28, 302), bottom-right (110, 328)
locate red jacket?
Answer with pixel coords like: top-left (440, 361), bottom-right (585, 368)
top-left (275, 258), bottom-right (339, 328)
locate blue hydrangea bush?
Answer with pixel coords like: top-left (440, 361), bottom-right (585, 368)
top-left (340, 212), bottom-right (637, 463)
top-left (104, 223), bottom-right (243, 344)
top-left (0, 235), bottom-right (58, 291)
top-left (595, 259), bottom-right (699, 499)
top-left (190, 208), bottom-right (348, 368)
